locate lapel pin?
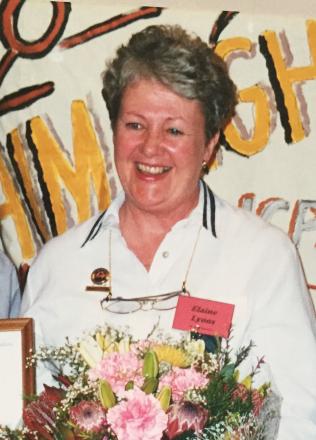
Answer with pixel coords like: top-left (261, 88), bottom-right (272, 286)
top-left (86, 267), bottom-right (111, 292)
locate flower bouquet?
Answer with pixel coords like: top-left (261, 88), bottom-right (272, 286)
top-left (0, 326), bottom-right (281, 440)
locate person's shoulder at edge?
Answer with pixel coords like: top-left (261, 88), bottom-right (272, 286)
top-left (0, 250), bottom-right (21, 318)
top-left (0, 249), bottom-right (15, 268)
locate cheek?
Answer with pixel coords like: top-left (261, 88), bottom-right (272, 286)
top-left (172, 142), bottom-right (205, 170)
top-left (114, 135), bottom-right (134, 162)
top-left (113, 144), bottom-right (128, 176)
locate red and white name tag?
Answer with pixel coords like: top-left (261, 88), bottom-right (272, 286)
top-left (172, 295), bottom-right (234, 338)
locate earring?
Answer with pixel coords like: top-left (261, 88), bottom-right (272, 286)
top-left (201, 160), bottom-right (209, 175)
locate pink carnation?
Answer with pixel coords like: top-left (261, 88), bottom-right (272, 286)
top-left (107, 388), bottom-right (168, 440)
top-left (69, 400), bottom-right (106, 433)
top-left (88, 351), bottom-right (143, 395)
top-left (159, 367), bottom-right (208, 401)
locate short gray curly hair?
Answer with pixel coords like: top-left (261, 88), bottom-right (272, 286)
top-left (102, 25), bottom-right (237, 140)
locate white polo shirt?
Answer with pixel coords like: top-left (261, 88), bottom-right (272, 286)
top-left (21, 181), bottom-right (316, 439)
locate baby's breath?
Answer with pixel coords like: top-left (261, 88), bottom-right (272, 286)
top-left (1, 325), bottom-right (279, 440)
top-left (0, 426), bottom-right (37, 440)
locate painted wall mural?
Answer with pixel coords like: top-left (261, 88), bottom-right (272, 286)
top-left (0, 1), bottom-right (315, 303)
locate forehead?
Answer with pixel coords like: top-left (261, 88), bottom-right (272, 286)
top-left (119, 78), bottom-right (204, 121)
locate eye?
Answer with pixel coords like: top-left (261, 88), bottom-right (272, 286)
top-left (126, 122), bottom-right (142, 130)
top-left (167, 127), bottom-right (183, 136)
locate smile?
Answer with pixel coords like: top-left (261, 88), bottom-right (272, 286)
top-left (136, 163), bottom-right (171, 175)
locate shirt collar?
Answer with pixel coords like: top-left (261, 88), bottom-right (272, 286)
top-left (81, 180), bottom-right (216, 247)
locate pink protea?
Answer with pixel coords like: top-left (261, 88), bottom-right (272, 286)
top-left (165, 401), bottom-right (209, 439)
top-left (88, 351), bottom-right (144, 395)
top-left (107, 388), bottom-right (168, 440)
top-left (159, 367), bottom-right (208, 401)
top-left (69, 400), bottom-right (106, 433)
top-left (23, 385), bottom-right (64, 439)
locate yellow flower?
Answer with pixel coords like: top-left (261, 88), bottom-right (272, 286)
top-left (152, 344), bottom-right (190, 368)
top-left (241, 374), bottom-right (252, 390)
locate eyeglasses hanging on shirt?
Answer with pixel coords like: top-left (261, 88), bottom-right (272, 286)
top-left (100, 290), bottom-right (187, 314)
top-left (85, 228), bottom-right (202, 314)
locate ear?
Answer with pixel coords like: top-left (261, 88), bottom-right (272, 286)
top-left (203, 132), bottom-right (220, 163)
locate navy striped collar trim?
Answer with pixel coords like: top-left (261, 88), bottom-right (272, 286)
top-left (201, 179), bottom-right (217, 238)
top-left (81, 211), bottom-right (107, 248)
top-left (81, 181), bottom-right (216, 247)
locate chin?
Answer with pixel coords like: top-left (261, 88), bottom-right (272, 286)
top-left (135, 197), bottom-right (169, 212)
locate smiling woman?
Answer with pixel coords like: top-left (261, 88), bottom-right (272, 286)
top-left (113, 79), bottom-right (219, 269)
top-left (21, 24), bottom-right (316, 439)
top-left (102, 25), bottom-right (236, 269)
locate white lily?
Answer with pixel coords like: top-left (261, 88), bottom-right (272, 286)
top-left (118, 336), bottom-right (130, 353)
top-left (79, 335), bottom-right (103, 367)
top-left (186, 339), bottom-right (206, 358)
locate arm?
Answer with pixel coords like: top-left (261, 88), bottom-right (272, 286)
top-left (248, 236), bottom-right (316, 439)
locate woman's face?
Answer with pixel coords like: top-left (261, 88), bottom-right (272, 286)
top-left (113, 79), bottom-right (218, 217)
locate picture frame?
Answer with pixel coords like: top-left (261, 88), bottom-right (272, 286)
top-left (0, 318), bottom-right (35, 428)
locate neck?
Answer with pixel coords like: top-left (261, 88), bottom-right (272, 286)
top-left (119, 193), bottom-right (200, 270)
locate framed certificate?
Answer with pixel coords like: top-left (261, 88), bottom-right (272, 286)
top-left (0, 318), bottom-right (35, 428)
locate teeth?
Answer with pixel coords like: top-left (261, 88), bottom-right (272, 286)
top-left (137, 163), bottom-right (171, 175)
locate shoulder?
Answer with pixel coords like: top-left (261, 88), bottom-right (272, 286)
top-left (21, 211), bottom-right (107, 309)
top-left (32, 211), bottom-right (107, 264)
top-left (214, 194), bottom-right (294, 253)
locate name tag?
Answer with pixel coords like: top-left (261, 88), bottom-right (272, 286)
top-left (172, 295), bottom-right (234, 338)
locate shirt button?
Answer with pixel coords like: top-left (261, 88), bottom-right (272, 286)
top-left (162, 251), bottom-right (169, 258)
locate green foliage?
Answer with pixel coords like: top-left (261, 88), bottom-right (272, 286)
top-left (201, 342), bottom-right (256, 427)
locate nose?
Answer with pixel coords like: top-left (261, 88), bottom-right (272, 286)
top-left (140, 127), bottom-right (162, 157)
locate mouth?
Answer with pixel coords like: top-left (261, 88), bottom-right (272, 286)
top-left (136, 162), bottom-right (171, 175)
